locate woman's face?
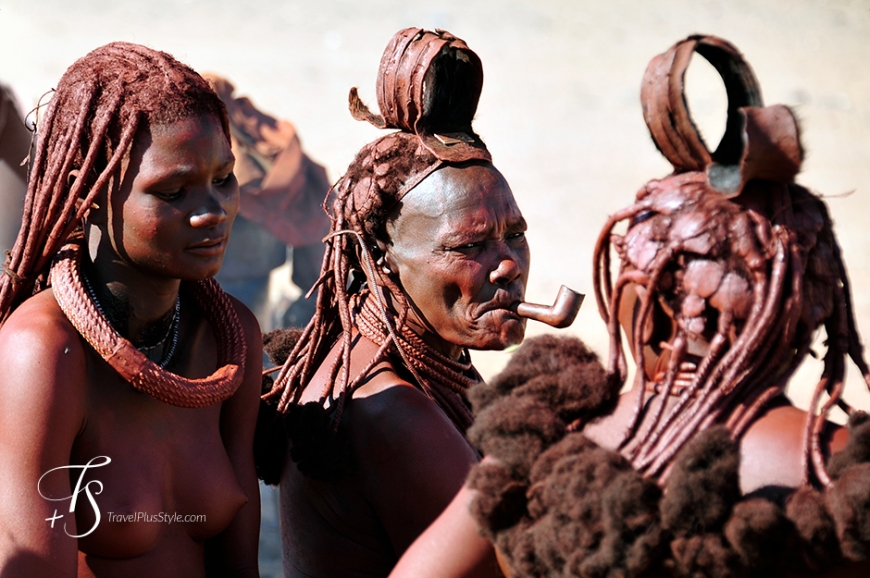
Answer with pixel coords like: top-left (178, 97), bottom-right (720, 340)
top-left (384, 163), bottom-right (530, 356)
top-left (97, 113), bottom-right (238, 281)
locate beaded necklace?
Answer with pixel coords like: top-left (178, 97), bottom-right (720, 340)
top-left (50, 239), bottom-right (246, 408)
top-left (353, 290), bottom-right (480, 431)
top-left (80, 269), bottom-right (181, 368)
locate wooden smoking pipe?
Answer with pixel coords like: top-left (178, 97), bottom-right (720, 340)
top-left (514, 285), bottom-right (584, 328)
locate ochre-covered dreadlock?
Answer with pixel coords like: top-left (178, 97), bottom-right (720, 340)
top-left (463, 35), bottom-right (870, 578)
top-left (591, 35), bottom-right (870, 486)
top-left (259, 27), bottom-right (494, 481)
top-left (0, 41), bottom-right (228, 322)
top-left (0, 42), bottom-right (247, 409)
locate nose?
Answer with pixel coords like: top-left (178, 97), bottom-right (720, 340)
top-left (189, 186), bottom-right (231, 228)
top-left (489, 250), bottom-right (524, 286)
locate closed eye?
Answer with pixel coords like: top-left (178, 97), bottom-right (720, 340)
top-left (153, 189), bottom-right (183, 202)
top-left (213, 172), bottom-right (235, 187)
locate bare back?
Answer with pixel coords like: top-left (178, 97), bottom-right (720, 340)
top-left (583, 385), bottom-right (850, 494)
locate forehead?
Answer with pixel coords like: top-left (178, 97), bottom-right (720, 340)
top-left (130, 113), bottom-right (232, 168)
top-left (394, 163), bottom-right (521, 235)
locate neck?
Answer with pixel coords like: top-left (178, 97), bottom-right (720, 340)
top-left (83, 260), bottom-right (181, 346)
top-left (404, 313), bottom-right (464, 360)
top-left (379, 290), bottom-right (464, 360)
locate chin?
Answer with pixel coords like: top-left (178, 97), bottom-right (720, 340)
top-left (182, 256), bottom-right (226, 281)
top-left (472, 320), bottom-right (527, 351)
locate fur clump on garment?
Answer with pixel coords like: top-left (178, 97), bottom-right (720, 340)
top-left (469, 334), bottom-right (616, 428)
top-left (660, 427), bottom-right (740, 535)
top-left (468, 335), bottom-right (870, 577)
top-left (255, 327), bottom-right (356, 483)
top-left (262, 327), bottom-right (304, 367)
top-left (254, 327), bottom-right (304, 485)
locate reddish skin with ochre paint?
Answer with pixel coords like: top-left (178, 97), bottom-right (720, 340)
top-left (383, 164), bottom-right (529, 358)
top-left (391, 284), bottom-right (870, 578)
top-left (279, 163), bottom-right (525, 578)
top-left (0, 114), bottom-right (262, 578)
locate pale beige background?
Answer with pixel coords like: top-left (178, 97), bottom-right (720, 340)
top-left (3, 2), bottom-right (869, 575)
top-left (2, 0), bottom-right (869, 411)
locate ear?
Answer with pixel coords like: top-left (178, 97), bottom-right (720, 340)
top-left (367, 239), bottom-right (398, 289)
top-left (374, 238), bottom-right (397, 275)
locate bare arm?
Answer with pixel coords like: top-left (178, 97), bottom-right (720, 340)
top-left (390, 483), bottom-right (502, 578)
top-left (205, 298), bottom-right (262, 578)
top-left (351, 384), bottom-right (480, 559)
top-left (0, 295), bottom-right (88, 577)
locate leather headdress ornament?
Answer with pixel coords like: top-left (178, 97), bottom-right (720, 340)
top-left (642, 34), bottom-right (803, 196)
top-left (349, 27), bottom-right (491, 186)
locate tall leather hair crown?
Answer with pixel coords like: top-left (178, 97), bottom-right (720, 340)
top-left (349, 27), bottom-right (491, 164)
top-left (642, 34), bottom-right (803, 197)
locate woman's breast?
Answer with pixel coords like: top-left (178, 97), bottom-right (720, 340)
top-left (72, 368), bottom-right (247, 559)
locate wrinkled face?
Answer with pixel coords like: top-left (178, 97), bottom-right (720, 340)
top-left (384, 163), bottom-right (530, 356)
top-left (99, 114), bottom-right (238, 281)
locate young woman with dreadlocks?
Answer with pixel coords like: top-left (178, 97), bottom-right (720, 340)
top-left (391, 36), bottom-right (870, 578)
top-left (254, 28), bottom-right (571, 577)
top-left (0, 43), bottom-right (262, 577)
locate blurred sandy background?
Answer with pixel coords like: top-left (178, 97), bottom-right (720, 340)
top-left (4, 0), bottom-right (869, 409)
top-left (3, 0), bottom-right (869, 574)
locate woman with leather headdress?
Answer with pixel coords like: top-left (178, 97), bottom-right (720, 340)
top-left (392, 36), bottom-right (870, 578)
top-left (0, 42), bottom-right (261, 577)
top-left (258, 27), bottom-right (580, 578)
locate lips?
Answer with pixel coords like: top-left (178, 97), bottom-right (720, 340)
top-left (186, 237), bottom-right (228, 257)
top-left (480, 289), bottom-right (523, 317)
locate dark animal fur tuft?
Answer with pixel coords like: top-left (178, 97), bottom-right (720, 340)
top-left (284, 402), bottom-right (354, 480)
top-left (254, 374), bottom-right (286, 485)
top-left (724, 499), bottom-right (793, 574)
top-left (828, 411), bottom-right (870, 479)
top-left (467, 462), bottom-right (528, 537)
top-left (467, 396), bottom-right (565, 478)
top-left (262, 327), bottom-right (304, 366)
top-left (468, 334), bottom-right (614, 426)
top-left (668, 533), bottom-right (744, 578)
top-left (661, 427), bottom-right (741, 536)
top-left (785, 486), bottom-right (841, 571)
top-left (825, 462), bottom-right (870, 561)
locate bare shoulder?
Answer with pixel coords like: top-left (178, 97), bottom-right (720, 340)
top-left (224, 293), bottom-right (261, 346)
top-left (350, 364), bottom-right (473, 464)
top-left (741, 402), bottom-right (847, 493)
top-left (0, 290), bottom-right (88, 509)
top-left (0, 289), bottom-right (89, 403)
top-left (0, 291), bottom-right (86, 578)
top-left (344, 356), bottom-right (479, 553)
top-left (222, 293), bottom-right (262, 402)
